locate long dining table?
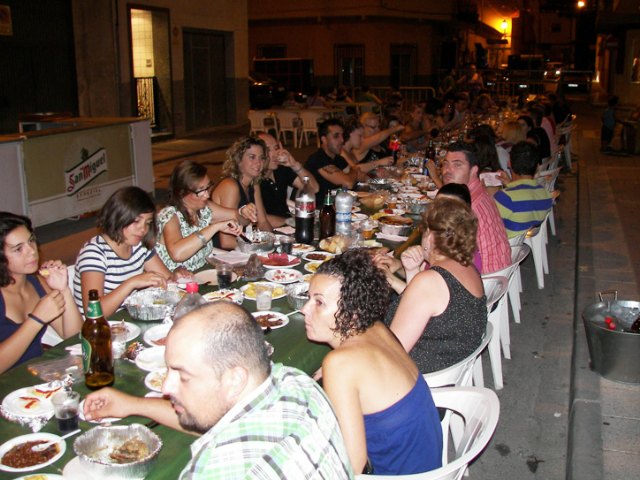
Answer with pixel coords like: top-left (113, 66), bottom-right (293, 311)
top-left (0, 262), bottom-right (331, 479)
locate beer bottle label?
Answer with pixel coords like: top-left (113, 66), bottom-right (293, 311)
top-left (86, 300), bottom-right (103, 319)
top-left (81, 335), bottom-right (92, 373)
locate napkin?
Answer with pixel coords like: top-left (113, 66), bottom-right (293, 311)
top-left (376, 232), bottom-right (409, 242)
top-left (208, 250), bottom-right (251, 265)
top-left (274, 226), bottom-right (296, 235)
top-left (65, 343), bottom-right (82, 356)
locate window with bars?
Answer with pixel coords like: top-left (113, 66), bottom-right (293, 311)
top-left (335, 45), bottom-right (364, 87)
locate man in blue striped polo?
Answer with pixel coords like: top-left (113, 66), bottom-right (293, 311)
top-left (494, 141), bottom-right (553, 238)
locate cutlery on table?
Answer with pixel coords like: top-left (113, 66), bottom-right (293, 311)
top-left (32, 428), bottom-right (81, 451)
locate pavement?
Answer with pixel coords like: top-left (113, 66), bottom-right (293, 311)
top-left (35, 98), bottom-right (640, 479)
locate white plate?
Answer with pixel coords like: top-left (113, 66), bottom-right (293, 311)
top-left (304, 261), bottom-right (323, 274)
top-left (351, 213), bottom-right (367, 222)
top-left (291, 243), bottom-right (315, 254)
top-left (63, 456), bottom-right (101, 480)
top-left (376, 208), bottom-right (406, 217)
top-left (14, 474), bottom-right (64, 480)
top-left (361, 239), bottom-right (383, 248)
top-left (264, 269), bottom-right (303, 284)
top-left (257, 254), bottom-right (301, 269)
top-left (351, 206), bottom-right (361, 213)
top-left (0, 433), bottom-right (66, 473)
top-left (1, 385), bottom-right (58, 418)
top-left (78, 399), bottom-right (121, 424)
top-left (134, 347), bottom-right (166, 372)
top-left (144, 368), bottom-right (167, 393)
top-left (301, 251), bottom-right (335, 263)
top-left (252, 311), bottom-right (289, 330)
top-left (193, 269), bottom-right (237, 286)
top-left (143, 324), bottom-right (172, 347)
top-left (202, 288), bottom-right (244, 304)
top-left (240, 282), bottom-right (287, 301)
top-left (108, 321), bottom-right (140, 342)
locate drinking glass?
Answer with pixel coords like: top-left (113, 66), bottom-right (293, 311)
top-left (52, 389), bottom-right (80, 433)
top-left (255, 284), bottom-right (274, 311)
top-left (216, 264), bottom-right (234, 289)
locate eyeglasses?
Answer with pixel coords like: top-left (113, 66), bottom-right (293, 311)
top-left (192, 183), bottom-right (213, 197)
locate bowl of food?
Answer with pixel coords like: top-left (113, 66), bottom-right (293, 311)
top-left (73, 424), bottom-right (162, 479)
top-left (379, 215), bottom-right (413, 236)
top-left (236, 231), bottom-right (276, 254)
top-left (123, 288), bottom-right (183, 321)
top-left (286, 282), bottom-right (310, 311)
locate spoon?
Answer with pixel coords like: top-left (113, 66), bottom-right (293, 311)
top-left (32, 428), bottom-right (81, 452)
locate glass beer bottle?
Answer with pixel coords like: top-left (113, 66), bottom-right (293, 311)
top-left (81, 289), bottom-right (114, 389)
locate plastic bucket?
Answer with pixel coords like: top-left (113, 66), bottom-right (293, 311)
top-left (582, 290), bottom-right (640, 384)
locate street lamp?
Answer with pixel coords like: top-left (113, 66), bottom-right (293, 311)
top-left (501, 19), bottom-right (508, 36)
top-left (577, 1), bottom-right (585, 8)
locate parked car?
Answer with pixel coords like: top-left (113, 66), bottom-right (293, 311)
top-left (559, 71), bottom-right (592, 94)
top-left (249, 74), bottom-right (286, 109)
top-left (544, 62), bottom-right (563, 81)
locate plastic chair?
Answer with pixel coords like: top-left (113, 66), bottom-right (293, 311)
top-left (274, 111), bottom-right (300, 148)
top-left (524, 212), bottom-right (551, 289)
top-left (487, 244), bottom-right (530, 327)
top-left (41, 264), bottom-right (76, 347)
top-left (248, 110), bottom-right (278, 138)
top-left (355, 386), bottom-right (500, 480)
top-left (536, 166), bottom-right (560, 237)
top-left (480, 276), bottom-right (509, 390)
top-left (298, 110), bottom-right (324, 147)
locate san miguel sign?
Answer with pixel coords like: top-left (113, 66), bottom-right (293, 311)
top-left (65, 147), bottom-right (108, 196)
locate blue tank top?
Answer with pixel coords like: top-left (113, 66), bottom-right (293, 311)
top-left (0, 275), bottom-right (48, 369)
top-left (363, 374), bottom-right (443, 475)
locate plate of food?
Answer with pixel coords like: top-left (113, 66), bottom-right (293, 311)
top-left (264, 269), bottom-right (303, 284)
top-left (302, 251), bottom-right (335, 263)
top-left (134, 347), bottom-right (166, 372)
top-left (108, 321), bottom-right (140, 343)
top-left (291, 243), bottom-right (315, 254)
top-left (202, 288), bottom-right (244, 304)
top-left (318, 235), bottom-right (352, 254)
top-left (0, 433), bottom-right (66, 473)
top-left (257, 253), bottom-right (301, 269)
top-left (351, 212), bottom-right (367, 223)
top-left (1, 384), bottom-right (60, 418)
top-left (143, 324), bottom-right (172, 347)
top-left (240, 282), bottom-right (286, 301)
top-left (144, 369), bottom-right (167, 393)
top-left (252, 311), bottom-right (289, 330)
top-left (304, 261), bottom-right (323, 274)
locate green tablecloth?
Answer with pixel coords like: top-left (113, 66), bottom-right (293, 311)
top-left (0, 266), bottom-right (329, 479)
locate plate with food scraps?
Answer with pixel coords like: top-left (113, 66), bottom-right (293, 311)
top-left (258, 253), bottom-right (301, 269)
top-left (351, 206), bottom-right (361, 213)
top-left (144, 368), bottom-right (167, 393)
top-left (108, 321), bottom-right (140, 342)
top-left (134, 347), bottom-right (166, 372)
top-left (302, 251), bottom-right (335, 263)
top-left (1, 384), bottom-right (60, 418)
top-left (143, 323), bottom-right (172, 347)
top-left (240, 282), bottom-right (286, 301)
top-left (0, 433), bottom-right (66, 473)
top-left (252, 311), bottom-right (289, 330)
top-left (373, 208), bottom-right (406, 219)
top-left (78, 399), bottom-right (121, 425)
top-left (202, 288), bottom-right (244, 304)
top-left (264, 269), bottom-right (304, 284)
top-left (304, 261), bottom-right (323, 274)
top-left (291, 243), bottom-right (315, 254)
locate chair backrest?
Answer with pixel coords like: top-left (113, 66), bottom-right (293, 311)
top-left (275, 111), bottom-right (298, 128)
top-left (248, 110), bottom-right (269, 130)
top-left (355, 387), bottom-right (500, 480)
top-left (536, 167), bottom-right (561, 192)
top-left (508, 231), bottom-right (527, 247)
top-left (299, 110), bottom-right (323, 129)
top-left (525, 210), bottom-right (550, 239)
top-left (510, 244), bottom-right (530, 266)
top-left (424, 323), bottom-right (493, 388)
top-left (482, 275), bottom-right (508, 312)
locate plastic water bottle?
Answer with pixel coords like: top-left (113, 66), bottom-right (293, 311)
top-left (173, 282), bottom-right (206, 320)
top-left (295, 176), bottom-right (316, 244)
top-left (335, 188), bottom-right (353, 236)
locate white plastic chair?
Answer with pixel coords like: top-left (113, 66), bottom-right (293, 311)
top-left (355, 386), bottom-right (500, 480)
top-left (298, 110), bottom-right (324, 147)
top-left (480, 276), bottom-right (509, 390)
top-left (41, 264), bottom-right (76, 347)
top-left (248, 110), bottom-right (278, 138)
top-left (536, 166), bottom-right (560, 237)
top-left (524, 212), bottom-right (551, 289)
top-left (274, 111), bottom-right (300, 148)
top-left (556, 119), bottom-right (575, 169)
top-left (487, 244), bottom-right (530, 326)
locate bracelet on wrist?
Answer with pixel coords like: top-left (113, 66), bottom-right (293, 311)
top-left (238, 206), bottom-right (245, 217)
top-left (28, 313), bottom-right (51, 326)
top-left (195, 231), bottom-right (208, 247)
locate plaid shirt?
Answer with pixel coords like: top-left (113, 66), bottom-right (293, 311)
top-left (180, 363), bottom-right (354, 480)
top-left (468, 176), bottom-right (511, 274)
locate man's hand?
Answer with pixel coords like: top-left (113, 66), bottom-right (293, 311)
top-left (83, 387), bottom-right (136, 421)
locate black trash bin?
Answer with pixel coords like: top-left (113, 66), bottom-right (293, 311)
top-left (582, 290), bottom-right (640, 384)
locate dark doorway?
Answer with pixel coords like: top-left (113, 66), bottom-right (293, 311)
top-left (335, 45), bottom-right (364, 87)
top-left (183, 29), bottom-right (227, 131)
top-left (390, 44), bottom-right (417, 86)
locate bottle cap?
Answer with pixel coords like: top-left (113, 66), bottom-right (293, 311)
top-left (185, 282), bottom-right (199, 294)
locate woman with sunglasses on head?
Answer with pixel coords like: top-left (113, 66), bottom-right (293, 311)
top-left (156, 160), bottom-right (243, 270)
top-left (211, 136), bottom-right (273, 250)
top-left (0, 212), bottom-right (82, 373)
top-left (74, 187), bottom-right (179, 318)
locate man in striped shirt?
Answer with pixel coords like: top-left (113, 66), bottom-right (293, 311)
top-left (494, 141), bottom-right (553, 239)
top-left (83, 302), bottom-right (353, 479)
top-left (442, 142), bottom-right (511, 274)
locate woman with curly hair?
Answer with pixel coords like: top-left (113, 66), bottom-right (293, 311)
top-left (389, 196), bottom-right (487, 373)
top-left (210, 135), bottom-right (273, 249)
top-left (0, 212), bottom-right (82, 373)
top-left (302, 248), bottom-right (442, 475)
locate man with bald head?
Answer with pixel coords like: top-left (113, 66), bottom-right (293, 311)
top-left (84, 302), bottom-right (353, 479)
